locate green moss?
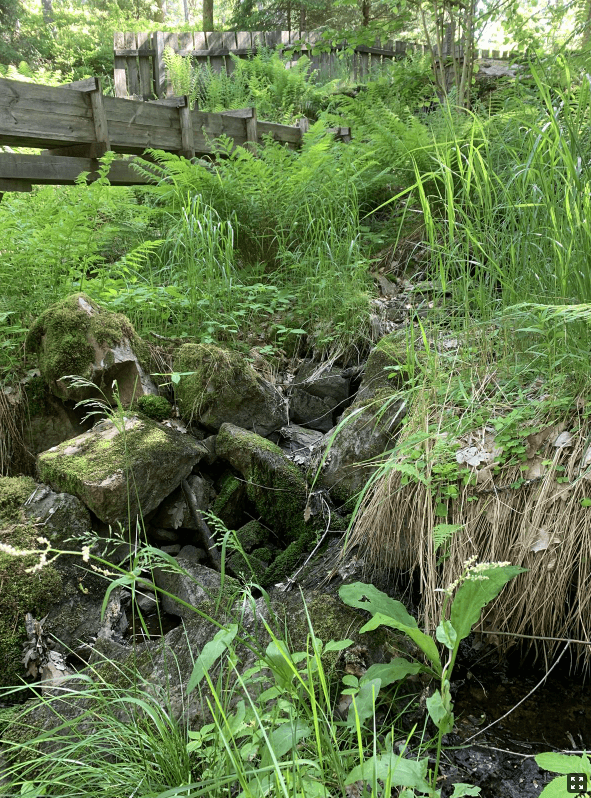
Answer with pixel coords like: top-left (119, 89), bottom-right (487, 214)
top-left (236, 520), bottom-right (268, 552)
top-left (361, 330), bottom-right (423, 396)
top-left (173, 343), bottom-right (259, 424)
top-left (251, 546), bottom-right (272, 563)
top-left (26, 293), bottom-right (145, 389)
top-left (0, 476), bottom-right (36, 524)
top-left (136, 394), bottom-right (171, 422)
top-left (37, 417), bottom-right (178, 500)
top-left (216, 424), bottom-right (309, 542)
top-left (261, 528), bottom-right (316, 586)
top-left (24, 374), bottom-right (49, 417)
top-left (227, 550), bottom-right (267, 583)
top-left (0, 478), bottom-right (62, 687)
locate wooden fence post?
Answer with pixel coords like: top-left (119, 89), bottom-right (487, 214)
top-left (178, 96), bottom-right (195, 158)
top-left (113, 32), bottom-right (128, 97)
top-left (245, 107), bottom-right (258, 149)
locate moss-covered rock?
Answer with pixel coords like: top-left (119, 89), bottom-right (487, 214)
top-left (0, 477), bottom-right (62, 687)
top-left (173, 343), bottom-right (287, 436)
top-left (216, 423), bottom-right (309, 542)
top-left (357, 329), bottom-right (426, 403)
top-left (227, 549), bottom-right (268, 583)
top-left (235, 520), bottom-right (269, 552)
top-left (26, 293), bottom-right (156, 406)
top-left (136, 394), bottom-right (172, 421)
top-left (211, 472), bottom-right (248, 530)
top-left (37, 415), bottom-right (207, 524)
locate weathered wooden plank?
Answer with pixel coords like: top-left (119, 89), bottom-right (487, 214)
top-left (193, 31), bottom-right (207, 50)
top-left (0, 108), bottom-right (96, 148)
top-left (113, 32), bottom-right (128, 97)
top-left (114, 48), bottom-right (156, 57)
top-left (257, 120), bottom-right (301, 145)
top-left (89, 79), bottom-right (110, 150)
top-left (137, 32), bottom-right (154, 100)
top-left (154, 31), bottom-right (167, 98)
top-left (42, 142), bottom-right (109, 158)
top-left (252, 31), bottom-right (264, 47)
top-left (193, 110), bottom-right (248, 139)
top-left (0, 153), bottom-right (155, 185)
top-left (59, 77), bottom-right (100, 92)
top-left (235, 31), bottom-right (251, 51)
top-left (124, 32), bottom-right (140, 97)
top-left (149, 95), bottom-right (186, 107)
top-left (0, 77), bottom-right (90, 115)
top-left (103, 95), bottom-right (180, 129)
top-left (103, 120), bottom-right (183, 152)
top-left (0, 92), bottom-right (93, 121)
top-left (178, 96), bottom-right (194, 157)
top-left (220, 107), bottom-right (254, 118)
top-left (163, 33), bottom-right (178, 95)
top-left (206, 31), bottom-right (223, 50)
top-left (245, 106), bottom-right (257, 148)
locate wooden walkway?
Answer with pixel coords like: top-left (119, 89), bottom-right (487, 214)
top-left (0, 75), bottom-right (348, 194)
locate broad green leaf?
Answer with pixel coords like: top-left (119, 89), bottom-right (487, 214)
top-left (450, 565), bottom-right (526, 641)
top-left (324, 638), bottom-right (354, 652)
top-left (346, 753), bottom-right (431, 793)
top-left (360, 612), bottom-right (442, 674)
top-left (536, 752), bottom-right (591, 775)
top-left (260, 720), bottom-right (310, 768)
top-left (426, 681), bottom-right (454, 734)
top-left (539, 776), bottom-right (570, 796)
top-left (346, 678), bottom-right (381, 728)
top-left (187, 623), bottom-right (237, 694)
top-left (265, 639), bottom-right (297, 689)
top-left (339, 582), bottom-right (421, 628)
top-left (449, 784), bottom-right (481, 797)
top-left (436, 619), bottom-right (457, 650)
top-left (361, 658), bottom-right (424, 687)
top-left (342, 674), bottom-right (358, 687)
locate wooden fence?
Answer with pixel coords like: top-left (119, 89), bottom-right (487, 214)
top-left (113, 29), bottom-right (521, 100)
top-left (0, 75), bottom-right (348, 193)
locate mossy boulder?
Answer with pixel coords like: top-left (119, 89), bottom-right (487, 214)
top-left (235, 520), bottom-right (269, 552)
top-left (216, 423), bottom-right (309, 542)
top-left (173, 343), bottom-right (287, 436)
top-left (26, 293), bottom-right (157, 406)
top-left (37, 415), bottom-right (208, 525)
top-left (0, 477), bottom-right (62, 687)
top-left (357, 330), bottom-right (422, 403)
top-left (211, 472), bottom-right (248, 529)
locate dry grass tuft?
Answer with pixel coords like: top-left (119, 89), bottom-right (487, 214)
top-left (343, 345), bottom-right (591, 664)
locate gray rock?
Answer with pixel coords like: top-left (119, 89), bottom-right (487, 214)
top-left (151, 475), bottom-right (215, 530)
top-left (23, 484), bottom-right (92, 547)
top-left (317, 399), bottom-right (407, 502)
top-left (149, 527), bottom-right (180, 543)
top-left (161, 544), bottom-right (181, 554)
top-left (174, 343), bottom-right (287, 436)
top-left (153, 559), bottom-right (240, 620)
top-left (178, 545), bottom-right (206, 562)
top-left (278, 424), bottom-right (323, 467)
top-left (135, 591), bottom-right (158, 613)
top-left (37, 415), bottom-right (208, 525)
top-left (290, 361), bottom-right (351, 432)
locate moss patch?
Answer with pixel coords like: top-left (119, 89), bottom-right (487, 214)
top-left (136, 394), bottom-right (171, 422)
top-left (236, 520), bottom-right (269, 552)
top-left (0, 477), bottom-right (62, 687)
top-left (174, 343), bottom-right (256, 422)
top-left (26, 293), bottom-right (146, 389)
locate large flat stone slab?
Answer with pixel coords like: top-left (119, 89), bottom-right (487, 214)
top-left (37, 415), bottom-right (207, 524)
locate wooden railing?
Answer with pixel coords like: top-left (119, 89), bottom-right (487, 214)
top-left (0, 75), bottom-right (349, 193)
top-left (113, 29), bottom-right (521, 101)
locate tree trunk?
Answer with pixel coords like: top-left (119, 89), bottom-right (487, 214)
top-left (362, 0), bottom-right (370, 26)
top-left (41, 0), bottom-right (54, 28)
top-left (203, 0), bottom-right (214, 31)
top-left (182, 0), bottom-right (189, 23)
top-left (155, 0), bottom-right (166, 23)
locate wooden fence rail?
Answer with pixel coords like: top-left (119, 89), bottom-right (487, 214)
top-left (0, 75), bottom-right (347, 193)
top-left (113, 29), bottom-right (521, 100)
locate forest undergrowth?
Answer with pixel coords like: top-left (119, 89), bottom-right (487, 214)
top-left (2, 44), bottom-right (591, 797)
